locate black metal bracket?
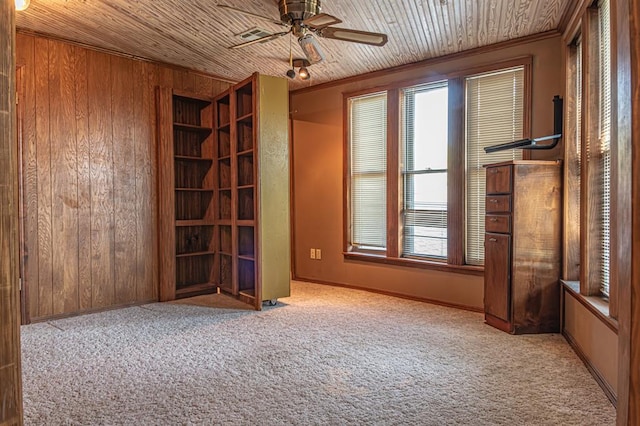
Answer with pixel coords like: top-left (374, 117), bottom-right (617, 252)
top-left (484, 95), bottom-right (563, 154)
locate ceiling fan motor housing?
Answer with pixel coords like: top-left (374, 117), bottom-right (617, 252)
top-left (279, 0), bottom-right (321, 24)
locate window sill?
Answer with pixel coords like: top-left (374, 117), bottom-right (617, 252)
top-left (343, 252), bottom-right (484, 276)
top-left (561, 280), bottom-right (618, 333)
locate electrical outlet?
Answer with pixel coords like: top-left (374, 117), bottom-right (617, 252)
top-left (310, 248), bottom-right (316, 259)
top-left (316, 249), bottom-right (322, 260)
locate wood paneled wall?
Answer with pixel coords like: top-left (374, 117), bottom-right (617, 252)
top-left (617, 0), bottom-right (640, 423)
top-left (16, 33), bottom-right (232, 321)
top-left (1, 0), bottom-right (23, 423)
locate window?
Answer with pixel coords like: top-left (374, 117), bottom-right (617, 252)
top-left (598, 0), bottom-right (611, 297)
top-left (401, 82), bottom-right (448, 259)
top-left (564, 0), bottom-right (614, 304)
top-left (344, 60), bottom-right (529, 271)
top-left (348, 92), bottom-right (387, 252)
top-left (465, 68), bottom-right (525, 265)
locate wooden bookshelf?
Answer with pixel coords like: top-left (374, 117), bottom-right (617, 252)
top-left (158, 88), bottom-right (216, 300)
top-left (157, 73), bottom-right (290, 308)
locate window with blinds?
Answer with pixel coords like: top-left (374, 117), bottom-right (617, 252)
top-left (401, 82), bottom-right (449, 259)
top-left (348, 92), bottom-right (388, 251)
top-left (465, 67), bottom-right (524, 266)
top-left (598, 0), bottom-right (611, 296)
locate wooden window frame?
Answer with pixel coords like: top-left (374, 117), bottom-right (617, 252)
top-left (564, 37), bottom-right (582, 282)
top-left (346, 91), bottom-right (389, 253)
top-left (564, 0), bottom-right (620, 319)
top-left (399, 81), bottom-right (450, 261)
top-left (343, 58), bottom-right (532, 276)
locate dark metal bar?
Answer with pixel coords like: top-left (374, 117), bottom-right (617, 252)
top-left (484, 138), bottom-right (537, 153)
top-left (484, 95), bottom-right (563, 153)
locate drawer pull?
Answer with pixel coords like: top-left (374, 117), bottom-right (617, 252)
top-left (489, 218), bottom-right (498, 222)
top-left (489, 238), bottom-right (497, 242)
top-left (489, 199), bottom-right (498, 203)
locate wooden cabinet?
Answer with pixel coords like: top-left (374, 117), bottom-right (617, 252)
top-left (483, 160), bottom-right (562, 334)
top-left (157, 73), bottom-right (290, 309)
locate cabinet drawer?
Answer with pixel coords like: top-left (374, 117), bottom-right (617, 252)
top-left (486, 165), bottom-right (512, 194)
top-left (485, 195), bottom-right (511, 213)
top-left (485, 214), bottom-right (511, 233)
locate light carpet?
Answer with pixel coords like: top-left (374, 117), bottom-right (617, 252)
top-left (21, 281), bottom-right (615, 425)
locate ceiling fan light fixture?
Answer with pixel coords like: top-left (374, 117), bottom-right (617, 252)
top-left (298, 34), bottom-right (325, 64)
top-left (15, 0), bottom-right (30, 11)
top-left (286, 69), bottom-right (297, 79)
top-left (298, 67), bottom-right (310, 80)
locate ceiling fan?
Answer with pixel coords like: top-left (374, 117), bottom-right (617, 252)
top-left (218, 0), bottom-right (388, 65)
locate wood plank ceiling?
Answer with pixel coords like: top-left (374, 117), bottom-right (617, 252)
top-left (16, 0), bottom-right (571, 88)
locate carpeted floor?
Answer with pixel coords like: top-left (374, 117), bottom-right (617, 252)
top-left (21, 281), bottom-right (615, 425)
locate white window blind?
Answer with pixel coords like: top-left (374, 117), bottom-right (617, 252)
top-left (599, 0), bottom-right (611, 296)
top-left (349, 92), bottom-right (388, 251)
top-left (465, 68), bottom-right (524, 266)
top-left (401, 82), bottom-right (448, 259)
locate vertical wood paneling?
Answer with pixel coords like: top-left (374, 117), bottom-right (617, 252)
top-left (75, 47), bottom-right (92, 311)
top-left (147, 63), bottom-right (161, 302)
top-left (630, 0), bottom-right (640, 419)
top-left (0, 0), bottom-right (23, 421)
top-left (87, 50), bottom-right (115, 310)
top-left (49, 40), bottom-right (79, 315)
top-left (16, 34), bottom-right (38, 322)
top-left (617, 0), bottom-right (640, 423)
top-left (17, 65), bottom-right (27, 325)
top-left (111, 56), bottom-right (137, 304)
top-left (193, 73), bottom-right (214, 98)
top-left (133, 61), bottom-right (154, 302)
top-left (156, 64), bottom-right (174, 88)
top-left (16, 34), bottom-right (233, 320)
top-left (213, 80), bottom-right (232, 98)
top-left (173, 69), bottom-right (196, 92)
top-left (34, 37), bottom-right (53, 318)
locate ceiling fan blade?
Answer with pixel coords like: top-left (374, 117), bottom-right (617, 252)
top-left (303, 13), bottom-right (342, 29)
top-left (319, 27), bottom-right (388, 46)
top-left (229, 31), bottom-right (290, 49)
top-left (217, 4), bottom-right (287, 27)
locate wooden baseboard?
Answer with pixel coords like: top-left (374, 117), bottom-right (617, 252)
top-left (292, 276), bottom-right (483, 313)
top-left (27, 299), bottom-right (158, 324)
top-left (563, 330), bottom-right (617, 406)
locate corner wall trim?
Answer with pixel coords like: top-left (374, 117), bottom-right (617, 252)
top-left (563, 330), bottom-right (618, 407)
